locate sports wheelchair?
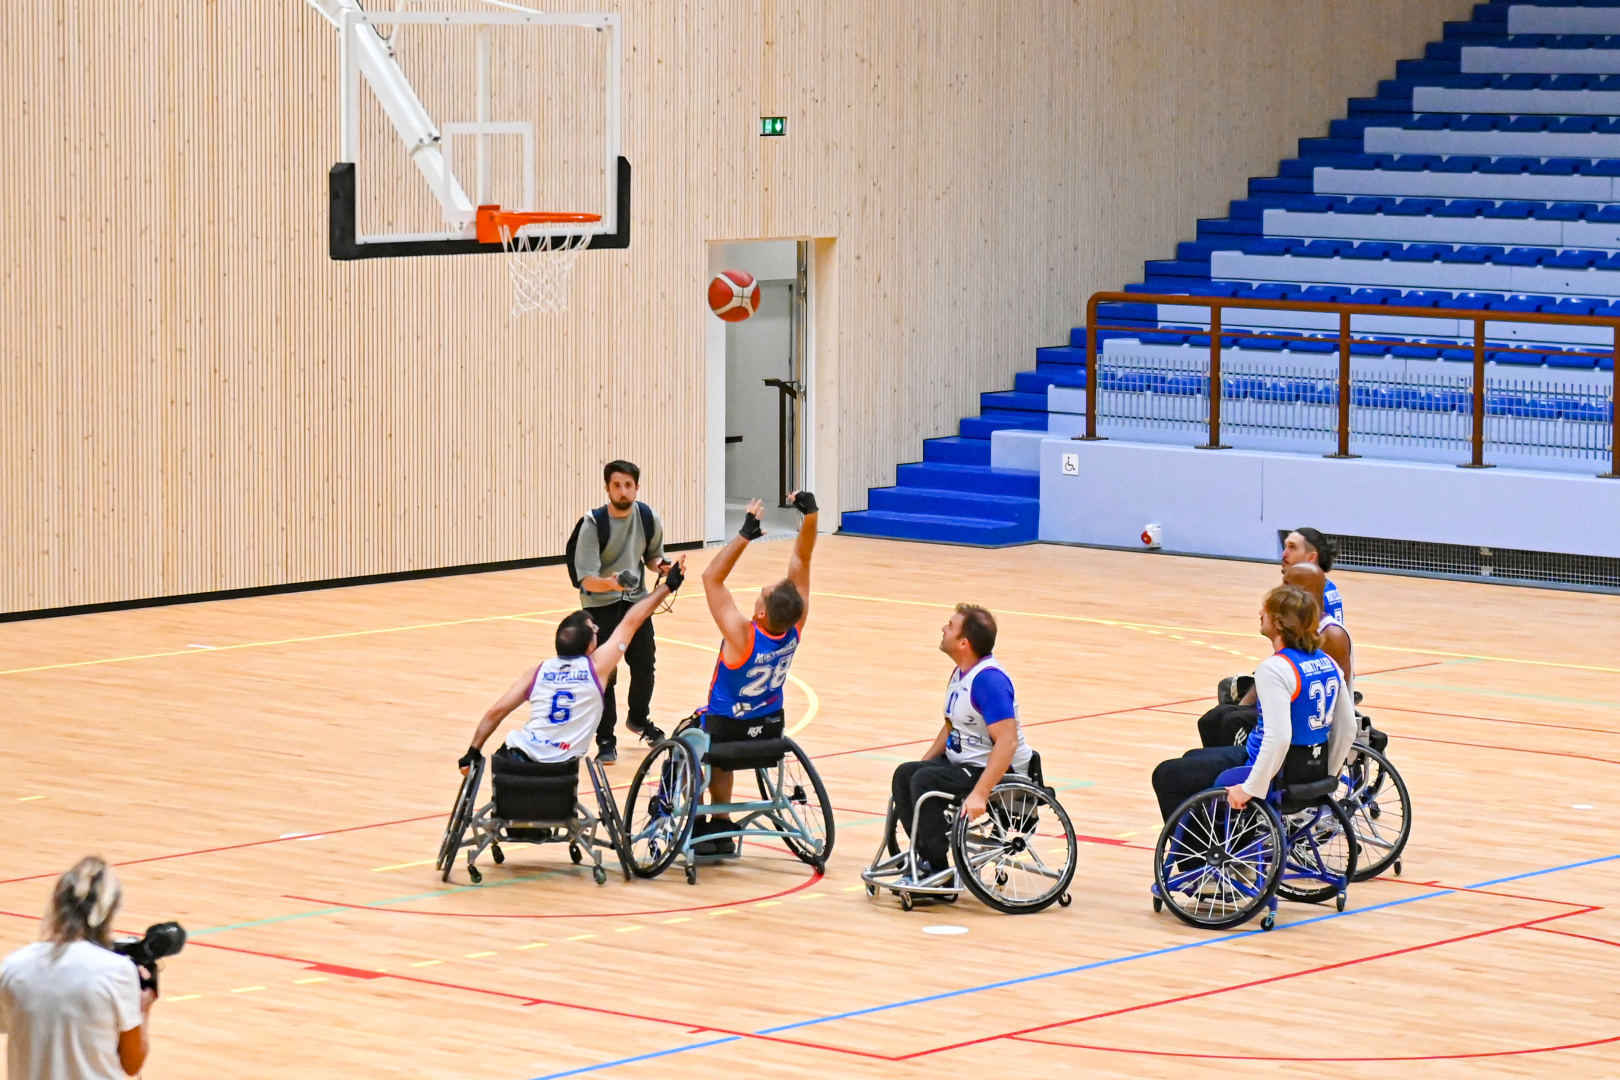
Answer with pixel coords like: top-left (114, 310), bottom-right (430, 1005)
top-left (619, 713), bottom-right (834, 884)
top-left (1215, 675), bottom-right (1411, 882)
top-left (1152, 748), bottom-right (1356, 931)
top-left (862, 752), bottom-right (1077, 914)
top-left (436, 747), bottom-right (631, 886)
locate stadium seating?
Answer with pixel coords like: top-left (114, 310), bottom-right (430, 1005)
top-left (841, 2), bottom-right (1620, 546)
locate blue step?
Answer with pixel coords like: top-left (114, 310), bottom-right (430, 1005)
top-left (922, 436), bottom-right (990, 466)
top-left (839, 510), bottom-right (1035, 547)
top-left (980, 390), bottom-right (1048, 414)
top-left (896, 462), bottom-right (1040, 498)
top-left (1015, 370), bottom-right (1055, 393)
top-left (869, 486), bottom-right (1040, 529)
top-left (960, 414), bottom-right (1045, 439)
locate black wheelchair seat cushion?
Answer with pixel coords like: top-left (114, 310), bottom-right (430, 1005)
top-left (705, 737), bottom-right (794, 772)
top-left (702, 712), bottom-right (786, 742)
top-left (491, 747), bottom-right (579, 822)
top-left (1280, 776), bottom-right (1340, 813)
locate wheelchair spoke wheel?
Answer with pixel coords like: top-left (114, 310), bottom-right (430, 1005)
top-left (754, 738), bottom-right (835, 869)
top-left (1276, 798), bottom-right (1358, 905)
top-left (437, 759), bottom-right (484, 882)
top-left (623, 740), bottom-right (698, 879)
top-left (953, 778), bottom-right (1077, 914)
top-left (1337, 745), bottom-right (1411, 881)
top-left (1153, 790), bottom-right (1283, 930)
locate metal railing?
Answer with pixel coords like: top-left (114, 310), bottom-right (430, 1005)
top-left (1080, 291), bottom-right (1620, 477)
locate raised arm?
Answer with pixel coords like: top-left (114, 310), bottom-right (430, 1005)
top-left (462, 666), bottom-right (539, 772)
top-left (703, 501), bottom-right (762, 659)
top-left (785, 491), bottom-right (819, 631)
top-left (592, 560), bottom-right (685, 683)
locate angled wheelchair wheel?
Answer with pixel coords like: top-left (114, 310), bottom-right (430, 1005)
top-left (437, 758), bottom-right (484, 882)
top-left (1276, 797), bottom-right (1358, 905)
top-left (1153, 790), bottom-right (1283, 931)
top-left (623, 739), bottom-right (699, 879)
top-left (953, 778), bottom-right (1077, 914)
top-left (753, 738), bottom-right (835, 869)
top-left (587, 756), bottom-right (635, 880)
top-left (1338, 744), bottom-right (1411, 881)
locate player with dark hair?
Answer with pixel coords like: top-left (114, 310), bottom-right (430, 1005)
top-left (888, 604), bottom-right (1033, 884)
top-left (1282, 527), bottom-right (1344, 623)
top-left (689, 492), bottom-right (819, 855)
top-left (458, 560), bottom-right (685, 774)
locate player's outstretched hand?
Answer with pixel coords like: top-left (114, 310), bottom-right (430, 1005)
top-left (664, 557), bottom-right (687, 592)
top-left (789, 490), bottom-right (818, 515)
top-left (739, 498), bottom-right (766, 541)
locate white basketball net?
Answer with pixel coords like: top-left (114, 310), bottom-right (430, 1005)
top-left (501, 226), bottom-right (592, 316)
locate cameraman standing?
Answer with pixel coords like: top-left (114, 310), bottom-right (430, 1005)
top-left (1, 858), bottom-right (154, 1079)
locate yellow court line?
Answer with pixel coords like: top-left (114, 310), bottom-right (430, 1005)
top-left (16, 796), bottom-right (45, 802)
top-left (464, 951), bottom-right (497, 958)
top-left (230, 986), bottom-right (267, 994)
top-left (167, 994), bottom-right (203, 1002)
top-left (660, 917), bottom-right (691, 924)
top-left (565, 933), bottom-right (596, 941)
top-left (293, 977), bottom-right (328, 985)
top-left (408, 960), bottom-right (443, 968)
top-left (614, 925), bottom-right (645, 933)
top-left (517, 942), bottom-right (548, 950)
top-left (0, 607), bottom-right (580, 678)
top-left (808, 589), bottom-right (1620, 675)
top-left (371, 859), bottom-right (435, 873)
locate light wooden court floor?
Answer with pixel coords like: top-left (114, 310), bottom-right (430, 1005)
top-left (3, 535), bottom-right (1619, 1079)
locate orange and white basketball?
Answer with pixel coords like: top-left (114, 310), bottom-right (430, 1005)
top-left (708, 269), bottom-right (760, 322)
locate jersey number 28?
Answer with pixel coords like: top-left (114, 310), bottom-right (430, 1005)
top-left (741, 657), bottom-right (793, 698)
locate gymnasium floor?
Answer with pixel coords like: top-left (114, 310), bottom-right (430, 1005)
top-left (4, 535), bottom-right (1619, 1079)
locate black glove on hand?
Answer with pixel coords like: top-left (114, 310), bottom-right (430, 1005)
top-left (790, 490), bottom-right (818, 515)
top-left (457, 745), bottom-right (483, 770)
top-left (664, 562), bottom-right (685, 592)
top-left (739, 512), bottom-right (764, 541)
top-left (615, 569), bottom-right (639, 589)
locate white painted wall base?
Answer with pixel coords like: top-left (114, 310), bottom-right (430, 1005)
top-left (1037, 438), bottom-right (1620, 560)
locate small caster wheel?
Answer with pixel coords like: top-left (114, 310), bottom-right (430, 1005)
top-left (685, 865), bottom-right (698, 885)
top-left (1336, 892), bottom-right (1347, 912)
top-left (900, 892), bottom-right (914, 912)
top-left (939, 892), bottom-right (958, 904)
top-left (593, 866), bottom-right (608, 885)
top-left (1394, 858), bottom-right (1403, 877)
top-left (491, 844), bottom-right (505, 865)
top-left (995, 870), bottom-right (1008, 886)
top-left (1152, 895), bottom-right (1163, 913)
top-left (1369, 804), bottom-right (1382, 819)
top-left (864, 883), bottom-right (877, 897)
top-left (467, 865), bottom-right (483, 885)
top-left (812, 858), bottom-right (826, 875)
top-left (570, 843), bottom-right (583, 865)
top-left (1260, 913), bottom-right (1275, 931)
top-left (1058, 892), bottom-right (1073, 908)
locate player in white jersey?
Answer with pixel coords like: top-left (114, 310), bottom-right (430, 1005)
top-left (457, 560), bottom-right (685, 773)
top-left (889, 604), bottom-right (1032, 880)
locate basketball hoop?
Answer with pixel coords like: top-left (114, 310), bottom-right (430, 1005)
top-left (477, 206), bottom-right (601, 316)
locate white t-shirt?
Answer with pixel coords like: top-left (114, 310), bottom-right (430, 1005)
top-left (0, 941), bottom-right (141, 1080)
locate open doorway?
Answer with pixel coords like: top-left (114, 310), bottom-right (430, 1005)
top-left (706, 240), bottom-right (812, 540)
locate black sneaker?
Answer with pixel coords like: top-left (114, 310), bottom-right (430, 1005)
top-left (626, 720), bottom-right (665, 746)
top-left (596, 742), bottom-right (618, 764)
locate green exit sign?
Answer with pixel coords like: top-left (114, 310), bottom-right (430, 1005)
top-left (760, 116), bottom-right (786, 136)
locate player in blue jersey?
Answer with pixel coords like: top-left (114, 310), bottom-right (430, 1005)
top-left (690, 492), bottom-right (819, 854)
top-left (1153, 584), bottom-right (1354, 820)
top-left (1283, 527), bottom-right (1344, 624)
top-left (889, 604), bottom-right (1032, 882)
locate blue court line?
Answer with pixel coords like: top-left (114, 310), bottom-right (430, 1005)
top-left (526, 850), bottom-right (1620, 1079)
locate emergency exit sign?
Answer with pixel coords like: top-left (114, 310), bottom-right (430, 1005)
top-left (760, 116), bottom-right (786, 136)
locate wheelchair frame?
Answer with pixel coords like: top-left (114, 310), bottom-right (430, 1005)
top-left (435, 753), bottom-right (632, 886)
top-left (620, 717), bottom-right (835, 884)
top-left (861, 767), bottom-right (1077, 914)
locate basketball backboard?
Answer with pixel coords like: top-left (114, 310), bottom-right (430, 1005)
top-left (308, 1), bottom-right (629, 260)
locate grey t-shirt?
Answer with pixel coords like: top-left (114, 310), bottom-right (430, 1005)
top-left (572, 503), bottom-right (666, 608)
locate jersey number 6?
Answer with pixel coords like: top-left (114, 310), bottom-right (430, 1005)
top-left (548, 690), bottom-right (575, 725)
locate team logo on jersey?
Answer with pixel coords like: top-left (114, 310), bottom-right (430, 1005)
top-left (732, 703), bottom-right (750, 717)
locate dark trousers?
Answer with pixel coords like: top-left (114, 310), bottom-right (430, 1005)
top-left (1151, 745), bottom-right (1247, 822)
top-left (588, 600), bottom-right (656, 746)
top-left (1197, 704), bottom-right (1258, 749)
top-left (890, 756), bottom-right (983, 871)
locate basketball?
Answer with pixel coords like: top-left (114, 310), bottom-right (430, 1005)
top-left (708, 269), bottom-right (760, 322)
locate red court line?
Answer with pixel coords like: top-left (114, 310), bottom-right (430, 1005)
top-left (1373, 704), bottom-right (1620, 738)
top-left (1007, 1032), bottom-right (1620, 1062)
top-left (282, 869), bottom-right (822, 920)
top-left (1524, 925), bottom-right (1620, 949)
top-left (1368, 876), bottom-right (1600, 909)
top-left (0, 814), bottom-right (444, 888)
top-left (892, 905), bottom-right (1600, 1060)
top-left (1396, 734), bottom-right (1620, 768)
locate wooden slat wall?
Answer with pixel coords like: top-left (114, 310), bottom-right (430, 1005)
top-left (0, 0), bottom-right (1470, 614)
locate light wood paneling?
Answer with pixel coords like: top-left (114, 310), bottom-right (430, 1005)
top-left (0, 1), bottom-right (1472, 613)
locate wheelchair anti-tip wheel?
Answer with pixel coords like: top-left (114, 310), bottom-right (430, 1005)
top-left (623, 739), bottom-right (699, 879)
top-left (1275, 797), bottom-right (1358, 905)
top-left (952, 777), bottom-right (1078, 914)
top-left (752, 737), bottom-right (836, 870)
top-left (1338, 744), bottom-right (1411, 881)
top-left (1153, 790), bottom-right (1284, 931)
top-left (437, 758), bottom-right (484, 883)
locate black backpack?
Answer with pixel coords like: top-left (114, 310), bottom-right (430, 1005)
top-left (565, 502), bottom-right (656, 589)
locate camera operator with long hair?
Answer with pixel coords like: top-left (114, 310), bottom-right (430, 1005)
top-left (1, 858), bottom-right (155, 1079)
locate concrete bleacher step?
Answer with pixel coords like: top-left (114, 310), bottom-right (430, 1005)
top-left (869, 486), bottom-right (1039, 529)
top-left (838, 509), bottom-right (1036, 547)
top-left (895, 461), bottom-right (1040, 498)
top-left (922, 436), bottom-right (990, 466)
